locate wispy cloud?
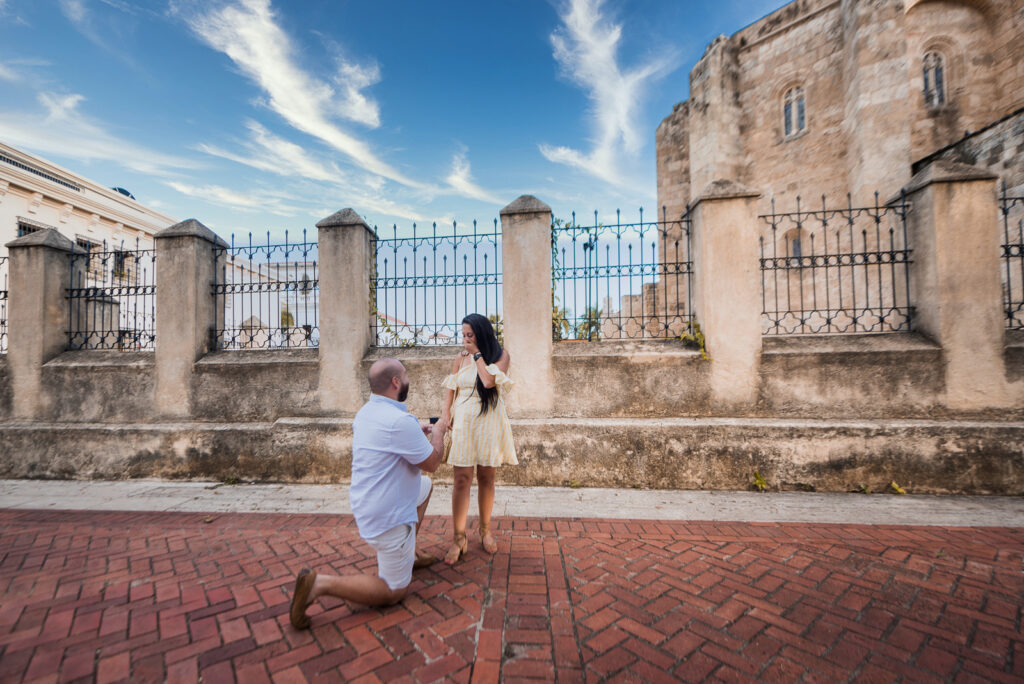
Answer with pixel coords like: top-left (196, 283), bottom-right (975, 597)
top-left (181, 0), bottom-right (421, 188)
top-left (540, 0), bottom-right (677, 187)
top-left (445, 150), bottom-right (504, 205)
top-left (0, 63), bottom-right (18, 83)
top-left (0, 91), bottom-right (198, 176)
top-left (58, 0), bottom-right (142, 71)
top-left (194, 120), bottom-right (429, 221)
top-left (197, 120), bottom-right (346, 184)
top-left (166, 180), bottom-right (308, 216)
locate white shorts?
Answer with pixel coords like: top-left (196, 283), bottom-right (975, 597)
top-left (363, 476), bottom-right (432, 590)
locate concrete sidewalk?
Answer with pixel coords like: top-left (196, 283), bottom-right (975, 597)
top-left (1, 478), bottom-right (1023, 526)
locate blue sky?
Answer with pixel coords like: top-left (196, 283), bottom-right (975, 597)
top-left (0, 0), bottom-right (782, 239)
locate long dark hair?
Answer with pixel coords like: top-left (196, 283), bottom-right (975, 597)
top-left (463, 313), bottom-right (502, 414)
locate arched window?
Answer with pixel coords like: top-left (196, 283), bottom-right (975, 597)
top-left (783, 86), bottom-right (806, 138)
top-left (923, 51), bottom-right (946, 107)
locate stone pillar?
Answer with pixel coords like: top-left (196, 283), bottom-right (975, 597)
top-left (690, 181), bottom-right (763, 407)
top-left (154, 219), bottom-right (225, 419)
top-left (902, 160), bottom-right (1008, 408)
top-left (317, 209), bottom-right (374, 414)
top-left (500, 196), bottom-right (554, 416)
top-left (5, 229), bottom-right (77, 419)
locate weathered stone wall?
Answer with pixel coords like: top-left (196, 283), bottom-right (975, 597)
top-left (40, 352), bottom-right (154, 423)
top-left (1, 417), bottom-right (1021, 495)
top-left (913, 108), bottom-right (1024, 194)
top-left (3, 335), bottom-right (1020, 424)
top-left (192, 350), bottom-right (321, 422)
top-left (736, 0), bottom-right (849, 206)
top-left (0, 357), bottom-right (10, 421)
top-left (758, 334), bottom-right (946, 418)
top-left (655, 102), bottom-right (690, 221)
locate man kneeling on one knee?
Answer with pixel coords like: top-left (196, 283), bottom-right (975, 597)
top-left (290, 358), bottom-right (448, 629)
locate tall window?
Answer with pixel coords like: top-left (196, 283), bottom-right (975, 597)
top-left (783, 87), bottom-right (806, 137)
top-left (923, 51), bottom-right (945, 107)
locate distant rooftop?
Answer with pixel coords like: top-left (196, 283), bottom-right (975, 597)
top-left (0, 151), bottom-right (81, 192)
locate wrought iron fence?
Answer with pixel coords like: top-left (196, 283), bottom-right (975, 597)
top-left (759, 193), bottom-right (913, 335)
top-left (372, 220), bottom-right (501, 347)
top-left (213, 231), bottom-right (319, 350)
top-left (0, 256), bottom-right (7, 353)
top-left (551, 207), bottom-right (692, 341)
top-left (1001, 181), bottom-right (1024, 330)
top-left (66, 239), bottom-right (157, 350)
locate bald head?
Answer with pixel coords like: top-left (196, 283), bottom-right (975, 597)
top-left (368, 358), bottom-right (406, 397)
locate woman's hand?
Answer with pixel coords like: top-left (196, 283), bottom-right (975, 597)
top-left (463, 338), bottom-right (479, 356)
top-left (438, 411), bottom-right (452, 431)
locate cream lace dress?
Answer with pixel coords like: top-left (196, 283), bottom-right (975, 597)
top-left (441, 361), bottom-right (518, 467)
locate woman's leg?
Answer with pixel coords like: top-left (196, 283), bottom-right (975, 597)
top-left (476, 466), bottom-right (498, 553)
top-left (446, 466), bottom-right (473, 564)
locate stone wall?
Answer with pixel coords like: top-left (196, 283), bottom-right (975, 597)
top-left (1, 416), bottom-right (1021, 495)
top-left (0, 356), bottom-right (10, 421)
top-left (913, 108), bottom-right (1024, 194)
top-left (0, 179), bottom-right (1020, 493)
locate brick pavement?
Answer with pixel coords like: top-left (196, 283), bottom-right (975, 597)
top-left (0, 509), bottom-right (1022, 683)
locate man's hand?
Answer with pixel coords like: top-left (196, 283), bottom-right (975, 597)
top-left (421, 424), bottom-right (433, 436)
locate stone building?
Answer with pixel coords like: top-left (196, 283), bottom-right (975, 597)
top-left (0, 141), bottom-right (175, 256)
top-left (647, 0), bottom-right (1024, 339)
top-left (656, 0), bottom-right (1024, 218)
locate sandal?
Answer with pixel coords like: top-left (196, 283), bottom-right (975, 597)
top-left (479, 523), bottom-right (498, 555)
top-left (444, 531), bottom-right (468, 565)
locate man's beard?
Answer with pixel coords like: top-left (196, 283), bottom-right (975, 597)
top-left (397, 381), bottom-right (410, 402)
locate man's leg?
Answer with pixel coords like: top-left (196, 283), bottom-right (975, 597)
top-left (413, 475), bottom-right (435, 567)
top-left (291, 523), bottom-right (415, 629)
top-left (308, 573), bottom-right (406, 607)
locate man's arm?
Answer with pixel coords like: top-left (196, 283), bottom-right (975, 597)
top-left (416, 423), bottom-right (448, 473)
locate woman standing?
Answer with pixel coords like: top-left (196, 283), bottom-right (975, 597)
top-left (438, 313), bottom-right (517, 564)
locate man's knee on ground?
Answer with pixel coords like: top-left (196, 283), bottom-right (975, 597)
top-left (385, 584), bottom-right (409, 605)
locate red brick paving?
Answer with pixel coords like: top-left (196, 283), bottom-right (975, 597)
top-left (0, 510), bottom-right (1022, 683)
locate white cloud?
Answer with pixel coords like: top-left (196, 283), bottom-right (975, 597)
top-left (197, 120), bottom-right (346, 184)
top-left (182, 0), bottom-right (421, 188)
top-left (194, 120), bottom-right (429, 221)
top-left (0, 91), bottom-right (198, 176)
top-left (333, 61), bottom-right (381, 128)
top-left (445, 151), bottom-right (504, 205)
top-left (0, 63), bottom-right (19, 83)
top-left (166, 181), bottom-right (307, 216)
top-left (58, 0), bottom-right (141, 69)
top-left (540, 0), bottom-right (677, 187)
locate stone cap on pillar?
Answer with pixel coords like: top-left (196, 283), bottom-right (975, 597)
top-left (5, 227), bottom-right (78, 252)
top-left (155, 218), bottom-right (229, 247)
top-left (316, 208), bottom-right (374, 235)
top-left (500, 195), bottom-right (551, 217)
top-left (693, 179), bottom-right (761, 205)
top-left (897, 159), bottom-right (998, 201)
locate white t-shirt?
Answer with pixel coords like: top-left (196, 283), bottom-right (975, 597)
top-left (350, 394), bottom-right (433, 539)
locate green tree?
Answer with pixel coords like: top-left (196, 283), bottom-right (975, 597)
top-left (280, 307), bottom-right (295, 331)
top-left (575, 306), bottom-right (602, 341)
top-left (551, 296), bottom-right (571, 341)
top-left (488, 314), bottom-right (505, 346)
